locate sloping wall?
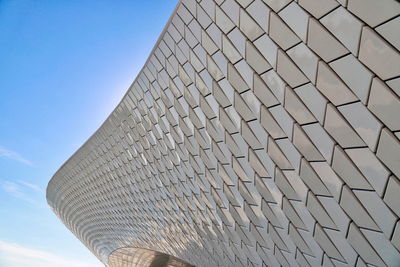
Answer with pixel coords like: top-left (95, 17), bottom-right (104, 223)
top-left (47, 0), bottom-right (400, 266)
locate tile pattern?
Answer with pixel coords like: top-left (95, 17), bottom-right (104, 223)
top-left (46, 0), bottom-right (400, 266)
top-left (108, 247), bottom-right (194, 267)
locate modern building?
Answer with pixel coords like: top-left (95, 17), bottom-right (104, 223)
top-left (46, 0), bottom-right (400, 266)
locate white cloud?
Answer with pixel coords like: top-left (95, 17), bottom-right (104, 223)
top-left (1, 181), bottom-right (34, 203)
top-left (1, 180), bottom-right (42, 204)
top-left (0, 147), bottom-right (33, 166)
top-left (17, 180), bottom-right (42, 192)
top-left (0, 241), bottom-right (103, 267)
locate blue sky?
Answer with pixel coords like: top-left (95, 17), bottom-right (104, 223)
top-left (0, 0), bottom-right (176, 266)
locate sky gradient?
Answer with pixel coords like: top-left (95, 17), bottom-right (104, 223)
top-left (0, 0), bottom-right (176, 265)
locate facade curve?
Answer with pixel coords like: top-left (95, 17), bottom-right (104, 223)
top-left (47, 0), bottom-right (400, 266)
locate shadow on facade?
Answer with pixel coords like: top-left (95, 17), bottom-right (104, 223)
top-left (108, 247), bottom-right (195, 267)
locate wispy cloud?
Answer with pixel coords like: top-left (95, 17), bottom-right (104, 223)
top-left (17, 180), bottom-right (42, 192)
top-left (2, 181), bottom-right (30, 201)
top-left (0, 147), bottom-right (33, 166)
top-left (0, 240), bottom-right (102, 267)
top-left (1, 180), bottom-right (42, 204)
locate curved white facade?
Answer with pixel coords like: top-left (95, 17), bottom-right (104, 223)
top-left (47, 0), bottom-right (400, 266)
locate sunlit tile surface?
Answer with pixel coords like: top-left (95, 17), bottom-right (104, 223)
top-left (47, 0), bottom-right (400, 266)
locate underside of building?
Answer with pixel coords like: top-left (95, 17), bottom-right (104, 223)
top-left (47, 0), bottom-right (400, 266)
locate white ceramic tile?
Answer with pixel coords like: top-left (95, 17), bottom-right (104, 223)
top-left (307, 193), bottom-right (336, 228)
top-left (260, 106), bottom-right (286, 139)
top-left (302, 123), bottom-right (335, 163)
top-left (360, 229), bottom-right (400, 267)
top-left (212, 50), bottom-right (228, 77)
top-left (269, 12), bottom-right (301, 50)
top-left (288, 223), bottom-right (310, 251)
top-left (320, 7), bottom-right (363, 55)
top-left (340, 186), bottom-right (380, 231)
top-left (246, 0), bottom-right (270, 32)
top-left (386, 77), bottom-right (400, 97)
top-left (316, 62), bottom-right (357, 106)
top-left (314, 224), bottom-right (345, 261)
top-left (197, 4), bottom-right (212, 28)
top-left (294, 83), bottom-right (327, 123)
top-left (227, 28), bottom-right (246, 57)
top-left (298, 0), bottom-right (339, 19)
top-left (188, 19), bottom-right (202, 42)
top-left (235, 60), bottom-right (254, 88)
top-left (253, 74), bottom-right (279, 107)
top-left (279, 2), bottom-right (309, 42)
top-left (287, 43), bottom-right (319, 84)
top-left (307, 18), bottom-right (348, 62)
top-left (261, 70), bottom-right (286, 103)
top-left (206, 23), bottom-right (222, 48)
top-left (359, 27), bottom-right (400, 80)
top-left (200, 0), bottom-right (215, 20)
top-left (254, 34), bottom-right (278, 68)
top-left (354, 190), bottom-right (397, 238)
top-left (293, 125), bottom-right (324, 161)
top-left (221, 0), bottom-right (240, 25)
top-left (235, 92), bottom-right (257, 121)
top-left (376, 16), bottom-right (400, 51)
top-left (384, 176), bottom-right (400, 217)
top-left (393, 222), bottom-right (400, 252)
top-left (202, 30), bottom-right (218, 55)
top-left (368, 78), bottom-right (400, 131)
top-left (347, 223), bottom-right (385, 266)
top-left (236, 0), bottom-right (253, 8)
top-left (284, 172), bottom-right (309, 204)
top-left (182, 0), bottom-right (196, 16)
top-left (242, 122), bottom-right (263, 150)
top-left (338, 102), bottom-right (382, 151)
top-left (311, 162), bottom-right (343, 202)
top-left (276, 139), bottom-right (302, 171)
top-left (177, 3), bottom-right (193, 24)
top-left (355, 258), bottom-right (367, 267)
top-left (345, 147), bottom-right (390, 196)
top-left (348, 0), bottom-right (400, 27)
top-left (300, 234), bottom-right (325, 265)
top-left (332, 146), bottom-right (373, 190)
top-left (277, 50), bottom-right (308, 88)
top-left (285, 87), bottom-right (316, 124)
top-left (268, 138), bottom-right (292, 169)
top-left (324, 228), bottom-right (357, 265)
top-left (269, 105), bottom-right (294, 139)
top-left (228, 62), bottom-right (249, 93)
top-left (319, 197), bottom-right (351, 235)
top-left (240, 9), bottom-right (264, 41)
top-left (207, 55), bottom-right (224, 81)
top-left (242, 90), bottom-right (262, 119)
top-left (246, 41), bottom-right (272, 74)
top-left (376, 128), bottom-right (400, 178)
top-left (215, 5), bottom-right (235, 34)
top-left (329, 55), bottom-right (373, 104)
top-left (262, 0), bottom-right (292, 12)
top-left (324, 103), bottom-right (365, 148)
top-left (216, 78), bottom-right (235, 106)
